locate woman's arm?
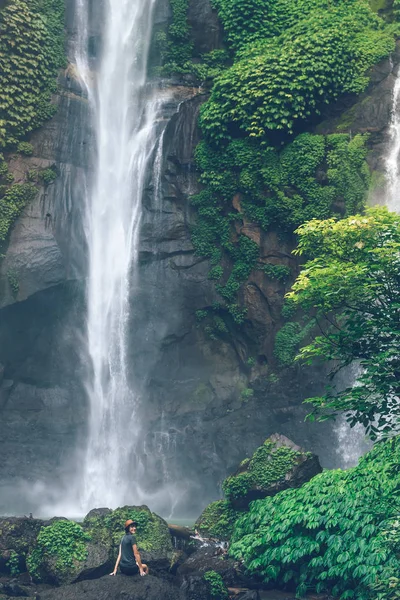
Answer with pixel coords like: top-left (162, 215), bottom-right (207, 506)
top-left (133, 544), bottom-right (146, 576)
top-left (110, 545), bottom-right (122, 575)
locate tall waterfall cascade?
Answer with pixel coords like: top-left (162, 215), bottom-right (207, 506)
top-left (74, 0), bottom-right (166, 512)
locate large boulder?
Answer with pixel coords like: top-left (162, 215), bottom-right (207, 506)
top-left (221, 434), bottom-right (322, 510)
top-left (0, 517), bottom-right (44, 576)
top-left (26, 519), bottom-right (111, 585)
top-left (83, 505), bottom-right (174, 572)
top-left (37, 573), bottom-right (183, 600)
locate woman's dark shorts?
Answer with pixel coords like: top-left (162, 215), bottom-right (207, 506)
top-left (120, 565), bottom-right (139, 576)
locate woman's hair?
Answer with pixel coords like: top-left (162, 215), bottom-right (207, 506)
top-left (125, 520), bottom-right (138, 534)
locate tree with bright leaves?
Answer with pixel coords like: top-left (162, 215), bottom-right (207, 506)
top-left (287, 207), bottom-right (400, 439)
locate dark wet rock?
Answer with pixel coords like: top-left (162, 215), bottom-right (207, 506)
top-left (177, 546), bottom-right (245, 588)
top-left (0, 517), bottom-right (44, 575)
top-left (37, 574), bottom-right (183, 600)
top-left (188, 0), bottom-right (223, 56)
top-left (230, 590), bottom-right (260, 600)
top-left (0, 579), bottom-right (32, 597)
top-left (180, 574), bottom-right (212, 600)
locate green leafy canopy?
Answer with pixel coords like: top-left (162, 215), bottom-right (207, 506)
top-left (287, 207), bottom-right (400, 438)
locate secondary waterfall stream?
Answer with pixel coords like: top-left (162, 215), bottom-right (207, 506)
top-left (74, 0), bottom-right (163, 512)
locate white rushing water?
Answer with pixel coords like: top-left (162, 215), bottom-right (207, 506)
top-left (385, 69), bottom-right (400, 212)
top-left (74, 0), bottom-right (163, 511)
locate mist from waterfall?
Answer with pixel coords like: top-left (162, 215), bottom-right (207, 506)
top-left (73, 0), bottom-right (166, 513)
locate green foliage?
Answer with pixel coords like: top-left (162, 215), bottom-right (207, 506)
top-left (204, 570), bottom-right (229, 599)
top-left (222, 440), bottom-right (301, 501)
top-left (230, 436), bottom-right (400, 599)
top-left (191, 133), bottom-right (369, 315)
top-left (201, 2), bottom-right (394, 141)
top-left (287, 207), bottom-right (400, 438)
top-left (0, 0), bottom-right (65, 148)
top-left (40, 166), bottom-right (58, 185)
top-left (7, 268), bottom-right (19, 297)
top-left (17, 141), bottom-right (33, 155)
top-left (196, 500), bottom-right (240, 540)
top-left (0, 182), bottom-right (37, 245)
top-left (262, 264), bottom-right (291, 281)
top-left (27, 520), bottom-right (90, 581)
top-left (240, 387), bottom-right (254, 402)
top-left (274, 321), bottom-right (313, 366)
top-left (162, 0), bottom-right (192, 71)
top-left (6, 550), bottom-right (20, 576)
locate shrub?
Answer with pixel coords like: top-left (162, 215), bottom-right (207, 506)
top-left (27, 520), bottom-right (90, 581)
top-left (230, 437), bottom-right (400, 599)
top-left (17, 142), bottom-right (34, 156)
top-left (40, 167), bottom-right (58, 185)
top-left (204, 570), bottom-right (229, 599)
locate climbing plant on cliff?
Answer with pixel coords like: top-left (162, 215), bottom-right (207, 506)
top-left (191, 132), bottom-right (370, 322)
top-left (287, 207), bottom-right (400, 438)
top-left (0, 0), bottom-right (65, 148)
top-left (201, 3), bottom-right (394, 141)
top-left (230, 436), bottom-right (400, 599)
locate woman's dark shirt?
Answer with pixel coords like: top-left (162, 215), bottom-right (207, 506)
top-left (120, 534), bottom-right (137, 568)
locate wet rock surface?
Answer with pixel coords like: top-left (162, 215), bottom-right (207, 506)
top-left (37, 574), bottom-right (183, 600)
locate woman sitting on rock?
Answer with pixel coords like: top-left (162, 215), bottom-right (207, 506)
top-left (110, 519), bottom-right (149, 576)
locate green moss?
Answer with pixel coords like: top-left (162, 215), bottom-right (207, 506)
top-left (222, 440), bottom-right (302, 501)
top-left (27, 520), bottom-right (90, 582)
top-left (196, 500), bottom-right (241, 540)
top-left (204, 570), bottom-right (229, 599)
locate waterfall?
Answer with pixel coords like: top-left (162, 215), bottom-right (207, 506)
top-left (74, 0), bottom-right (164, 512)
top-left (385, 69), bottom-right (400, 211)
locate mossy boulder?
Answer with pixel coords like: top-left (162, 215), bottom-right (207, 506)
top-left (195, 500), bottom-right (240, 541)
top-left (26, 519), bottom-right (111, 585)
top-left (83, 505), bottom-right (174, 572)
top-left (223, 434), bottom-right (322, 510)
top-left (0, 517), bottom-right (44, 575)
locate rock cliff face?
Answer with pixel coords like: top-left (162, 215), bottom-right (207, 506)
top-left (0, 0), bottom-right (397, 516)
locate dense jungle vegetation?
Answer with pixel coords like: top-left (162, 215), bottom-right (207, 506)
top-left (165, 0), bottom-right (397, 331)
top-left (165, 2), bottom-right (400, 599)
